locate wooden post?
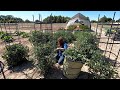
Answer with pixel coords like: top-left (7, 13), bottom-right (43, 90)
top-left (39, 14), bottom-right (41, 30)
top-left (50, 13), bottom-right (53, 30)
top-left (98, 23), bottom-right (103, 47)
top-left (33, 15), bottom-right (35, 31)
top-left (40, 15), bottom-right (42, 31)
top-left (3, 19), bottom-right (7, 33)
top-left (96, 14), bottom-right (100, 35)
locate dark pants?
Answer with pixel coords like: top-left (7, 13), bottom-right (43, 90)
top-left (56, 54), bottom-right (65, 65)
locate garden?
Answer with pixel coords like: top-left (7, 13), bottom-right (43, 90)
top-left (0, 24), bottom-right (119, 79)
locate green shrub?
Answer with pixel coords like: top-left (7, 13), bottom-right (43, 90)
top-left (87, 50), bottom-right (118, 79)
top-left (2, 44), bottom-right (29, 67)
top-left (30, 31), bottom-right (55, 75)
top-left (67, 25), bottom-right (77, 30)
top-left (29, 31), bottom-right (53, 46)
top-left (74, 32), bottom-right (98, 59)
top-left (34, 43), bottom-right (54, 75)
top-left (79, 25), bottom-right (90, 30)
top-left (0, 32), bottom-right (14, 43)
top-left (105, 29), bottom-right (116, 36)
top-left (53, 30), bottom-right (76, 44)
top-left (74, 31), bottom-right (118, 79)
top-left (0, 32), bottom-right (9, 39)
top-left (0, 31), bottom-right (5, 36)
top-left (14, 31), bottom-right (29, 38)
top-left (2, 35), bottom-right (14, 43)
top-left (74, 31), bottom-right (97, 64)
top-left (21, 32), bottom-right (29, 38)
top-left (64, 47), bottom-right (86, 64)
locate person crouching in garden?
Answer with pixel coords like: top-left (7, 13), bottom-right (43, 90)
top-left (54, 37), bottom-right (68, 69)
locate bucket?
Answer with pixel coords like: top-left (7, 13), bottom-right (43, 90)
top-left (63, 57), bottom-right (83, 79)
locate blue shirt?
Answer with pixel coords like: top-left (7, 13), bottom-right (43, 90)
top-left (58, 42), bottom-right (68, 56)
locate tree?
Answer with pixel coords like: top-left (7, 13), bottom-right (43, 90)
top-left (25, 19), bottom-right (31, 23)
top-left (99, 15), bottom-right (107, 23)
top-left (35, 20), bottom-right (40, 23)
top-left (86, 17), bottom-right (90, 21)
top-left (99, 16), bottom-right (114, 23)
top-left (43, 15), bottom-right (71, 23)
top-left (0, 15), bottom-right (24, 23)
top-left (116, 18), bottom-right (120, 22)
top-left (91, 20), bottom-right (97, 23)
top-left (107, 18), bottom-right (112, 22)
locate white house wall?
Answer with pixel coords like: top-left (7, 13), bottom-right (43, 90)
top-left (66, 17), bottom-right (91, 29)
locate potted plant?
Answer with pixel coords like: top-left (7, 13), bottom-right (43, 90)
top-left (63, 48), bottom-right (87, 79)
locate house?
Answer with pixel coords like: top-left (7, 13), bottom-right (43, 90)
top-left (66, 13), bottom-right (91, 29)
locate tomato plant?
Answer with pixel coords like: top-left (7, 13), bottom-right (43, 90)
top-left (29, 31), bottom-right (53, 46)
top-left (87, 50), bottom-right (118, 79)
top-left (2, 44), bottom-right (29, 67)
top-left (53, 30), bottom-right (76, 44)
top-left (73, 31), bottom-right (118, 79)
top-left (0, 32), bottom-right (14, 43)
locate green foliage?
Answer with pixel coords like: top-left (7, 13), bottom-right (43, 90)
top-left (79, 25), bottom-right (90, 30)
top-left (53, 30), bottom-right (76, 44)
top-left (91, 20), bottom-right (97, 23)
top-left (0, 31), bottom-right (4, 35)
top-left (2, 44), bottom-right (29, 67)
top-left (99, 15), bottom-right (113, 23)
top-left (74, 31), bottom-right (98, 45)
top-left (67, 24), bottom-right (90, 31)
top-left (74, 31), bottom-right (118, 79)
top-left (43, 15), bottom-right (71, 23)
top-left (105, 29), bottom-right (116, 36)
top-left (0, 15), bottom-right (24, 23)
top-left (67, 25), bottom-right (77, 30)
top-left (74, 31), bottom-right (98, 59)
top-left (2, 35), bottom-right (13, 43)
top-left (30, 31), bottom-right (55, 75)
top-left (21, 32), bottom-right (29, 38)
top-left (24, 19), bottom-right (31, 23)
top-left (0, 32), bottom-right (14, 43)
top-left (64, 48), bottom-right (86, 64)
top-left (29, 31), bottom-right (53, 46)
top-left (87, 50), bottom-right (118, 79)
top-left (116, 18), bottom-right (120, 22)
top-left (34, 42), bottom-right (54, 75)
top-left (0, 32), bottom-right (8, 39)
top-left (14, 31), bottom-right (29, 38)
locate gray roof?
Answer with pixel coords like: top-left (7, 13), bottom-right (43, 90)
top-left (71, 13), bottom-right (88, 20)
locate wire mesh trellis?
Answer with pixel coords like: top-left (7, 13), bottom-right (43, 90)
top-left (95, 12), bottom-right (120, 67)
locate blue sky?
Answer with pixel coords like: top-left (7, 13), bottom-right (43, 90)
top-left (0, 11), bottom-right (120, 21)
